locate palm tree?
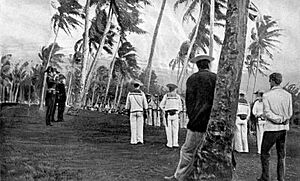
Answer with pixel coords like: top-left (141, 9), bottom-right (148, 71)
top-left (0, 54), bottom-right (12, 102)
top-left (191, 0), bottom-right (250, 179)
top-left (174, 0), bottom-right (226, 90)
top-left (145, 0), bottom-right (167, 92)
top-left (80, 0), bottom-right (149, 107)
top-left (248, 14), bottom-right (282, 97)
top-left (40, 0), bottom-right (83, 109)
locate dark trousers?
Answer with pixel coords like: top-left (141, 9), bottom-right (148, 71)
top-left (45, 92), bottom-right (56, 125)
top-left (260, 130), bottom-right (287, 181)
top-left (57, 100), bottom-right (65, 121)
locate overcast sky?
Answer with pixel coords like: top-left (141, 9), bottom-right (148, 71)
top-left (1, 0), bottom-right (299, 92)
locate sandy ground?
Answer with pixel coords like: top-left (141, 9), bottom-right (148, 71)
top-left (0, 105), bottom-right (299, 181)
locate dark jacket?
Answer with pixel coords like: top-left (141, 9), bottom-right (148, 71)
top-left (186, 69), bottom-right (216, 132)
top-left (56, 83), bottom-right (66, 102)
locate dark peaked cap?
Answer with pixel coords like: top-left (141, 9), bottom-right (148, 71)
top-left (166, 83), bottom-right (178, 89)
top-left (190, 55), bottom-right (214, 63)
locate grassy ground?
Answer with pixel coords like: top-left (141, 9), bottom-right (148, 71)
top-left (0, 104), bottom-right (299, 181)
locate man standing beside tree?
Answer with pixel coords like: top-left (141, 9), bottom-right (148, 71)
top-left (164, 55), bottom-right (216, 181)
top-left (257, 73), bottom-right (293, 181)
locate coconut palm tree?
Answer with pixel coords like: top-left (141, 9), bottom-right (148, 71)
top-left (79, 0), bottom-right (149, 108)
top-left (248, 14), bottom-right (282, 96)
top-left (174, 0), bottom-right (226, 90)
top-left (40, 0), bottom-right (83, 109)
top-left (144, 0), bottom-right (167, 92)
top-left (0, 54), bottom-right (12, 102)
top-left (190, 0), bottom-right (250, 179)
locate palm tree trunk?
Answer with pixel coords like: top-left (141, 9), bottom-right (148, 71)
top-left (14, 83), bottom-right (19, 102)
top-left (246, 73), bottom-right (251, 92)
top-left (145, 0), bottom-right (167, 92)
top-left (39, 29), bottom-right (59, 110)
top-left (104, 36), bottom-right (121, 104)
top-left (91, 84), bottom-right (96, 106)
top-left (66, 73), bottom-right (73, 106)
top-left (252, 51), bottom-right (260, 102)
top-left (192, 0), bottom-right (249, 179)
top-left (177, 3), bottom-right (204, 91)
top-left (82, 4), bottom-right (113, 106)
top-left (117, 77), bottom-right (124, 108)
top-left (29, 81), bottom-right (31, 106)
top-left (77, 0), bottom-right (91, 108)
top-left (209, 0), bottom-right (215, 57)
top-left (113, 80), bottom-right (119, 109)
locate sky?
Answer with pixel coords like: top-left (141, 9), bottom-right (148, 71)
top-left (1, 0), bottom-right (299, 96)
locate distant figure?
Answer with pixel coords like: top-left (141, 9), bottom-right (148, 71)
top-left (153, 94), bottom-right (161, 127)
top-left (45, 66), bottom-right (58, 126)
top-left (252, 90), bottom-right (265, 154)
top-left (146, 93), bottom-right (154, 126)
top-left (164, 55), bottom-right (216, 181)
top-left (55, 74), bottom-right (67, 122)
top-left (257, 73), bottom-right (293, 181)
top-left (160, 83), bottom-right (182, 148)
top-left (234, 91), bottom-right (250, 153)
top-left (125, 80), bottom-right (148, 145)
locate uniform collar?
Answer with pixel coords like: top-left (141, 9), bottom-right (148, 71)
top-left (270, 85), bottom-right (282, 90)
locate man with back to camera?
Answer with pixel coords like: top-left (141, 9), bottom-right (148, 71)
top-left (160, 83), bottom-right (182, 148)
top-left (257, 73), bottom-right (293, 181)
top-left (125, 80), bottom-right (148, 145)
top-left (164, 55), bottom-right (216, 181)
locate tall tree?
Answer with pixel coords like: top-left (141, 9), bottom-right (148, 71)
top-left (190, 0), bottom-right (249, 180)
top-left (40, 0), bottom-right (82, 109)
top-left (145, 0), bottom-right (167, 92)
top-left (248, 14), bottom-right (282, 98)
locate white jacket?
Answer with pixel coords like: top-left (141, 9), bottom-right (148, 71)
top-left (160, 92), bottom-right (182, 112)
top-left (125, 90), bottom-right (148, 112)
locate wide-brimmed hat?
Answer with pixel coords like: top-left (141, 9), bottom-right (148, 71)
top-left (239, 90), bottom-right (246, 96)
top-left (190, 55), bottom-right (214, 63)
top-left (166, 83), bottom-right (178, 89)
top-left (131, 79), bottom-right (143, 86)
top-left (253, 89), bottom-right (264, 94)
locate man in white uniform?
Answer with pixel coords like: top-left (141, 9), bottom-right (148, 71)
top-left (252, 90), bottom-right (265, 154)
top-left (125, 80), bottom-right (148, 145)
top-left (160, 83), bottom-right (182, 148)
top-left (234, 91), bottom-right (250, 153)
top-left (257, 73), bottom-right (293, 181)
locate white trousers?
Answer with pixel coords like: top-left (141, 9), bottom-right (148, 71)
top-left (234, 118), bottom-right (249, 152)
top-left (153, 110), bottom-right (161, 127)
top-left (165, 114), bottom-right (179, 147)
top-left (130, 112), bottom-right (144, 144)
top-left (146, 109), bottom-right (153, 126)
top-left (256, 120), bottom-right (266, 154)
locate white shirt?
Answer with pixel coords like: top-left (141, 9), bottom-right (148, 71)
top-left (160, 92), bottom-right (182, 112)
top-left (125, 90), bottom-right (148, 112)
top-left (263, 86), bottom-right (293, 131)
top-left (236, 101), bottom-right (251, 120)
top-left (252, 100), bottom-right (264, 117)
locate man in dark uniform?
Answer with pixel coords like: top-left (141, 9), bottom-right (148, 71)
top-left (55, 74), bottom-right (67, 122)
top-left (164, 55), bottom-right (216, 181)
top-left (45, 66), bottom-right (58, 126)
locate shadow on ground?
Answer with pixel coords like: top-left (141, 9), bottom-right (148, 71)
top-left (0, 104), bottom-right (299, 180)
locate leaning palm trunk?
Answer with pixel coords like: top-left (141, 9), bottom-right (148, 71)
top-left (145, 0), bottom-right (167, 92)
top-left (14, 83), bottom-right (19, 102)
top-left (209, 0), bottom-right (215, 57)
top-left (246, 73), bottom-right (251, 92)
top-left (252, 51), bottom-right (260, 102)
top-left (177, 3), bottom-right (204, 92)
top-left (191, 0), bottom-right (249, 180)
top-left (77, 0), bottom-right (91, 108)
top-left (40, 29), bottom-right (59, 109)
top-left (116, 77), bottom-right (124, 108)
top-left (82, 5), bottom-right (113, 106)
top-left (66, 73), bottom-right (73, 106)
top-left (91, 84), bottom-right (96, 106)
top-left (104, 36), bottom-right (121, 104)
top-left (113, 80), bottom-right (119, 109)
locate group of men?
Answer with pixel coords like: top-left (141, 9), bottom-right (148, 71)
top-left (123, 54), bottom-right (292, 181)
top-left (124, 80), bottom-right (183, 148)
top-left (44, 66), bottom-right (67, 126)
